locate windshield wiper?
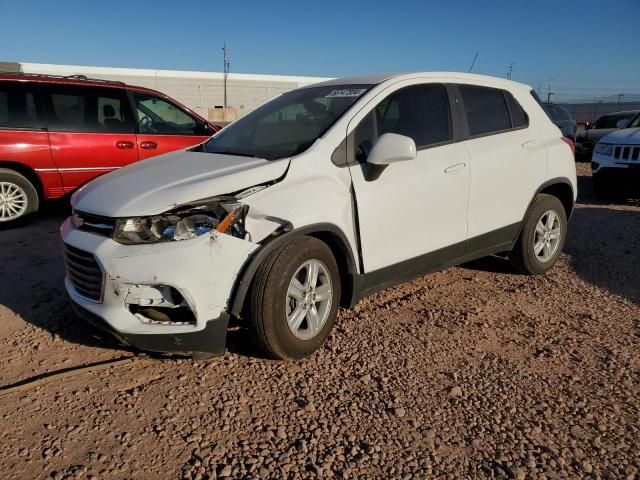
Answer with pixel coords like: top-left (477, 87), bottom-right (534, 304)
top-left (207, 149), bottom-right (257, 158)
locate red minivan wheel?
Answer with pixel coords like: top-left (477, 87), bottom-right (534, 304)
top-left (0, 169), bottom-right (39, 223)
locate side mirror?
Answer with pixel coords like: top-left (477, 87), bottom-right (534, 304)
top-left (367, 133), bottom-right (417, 165)
top-left (616, 118), bottom-right (630, 129)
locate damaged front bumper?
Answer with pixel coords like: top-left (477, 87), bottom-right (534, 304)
top-left (61, 217), bottom-right (258, 356)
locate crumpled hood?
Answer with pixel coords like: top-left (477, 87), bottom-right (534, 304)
top-left (599, 128), bottom-right (640, 145)
top-left (72, 149), bottom-right (289, 217)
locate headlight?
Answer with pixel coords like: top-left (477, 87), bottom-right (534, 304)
top-left (594, 143), bottom-right (613, 155)
top-left (113, 202), bottom-right (247, 245)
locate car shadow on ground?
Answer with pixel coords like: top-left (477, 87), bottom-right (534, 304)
top-left (462, 172), bottom-right (640, 304)
top-left (0, 202), bottom-right (132, 354)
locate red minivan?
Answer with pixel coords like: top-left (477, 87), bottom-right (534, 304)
top-left (0, 73), bottom-right (220, 224)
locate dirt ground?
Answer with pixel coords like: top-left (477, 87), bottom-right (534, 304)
top-left (0, 163), bottom-right (638, 479)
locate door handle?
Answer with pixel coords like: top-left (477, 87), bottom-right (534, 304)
top-left (116, 140), bottom-right (135, 149)
top-left (444, 162), bottom-right (466, 174)
top-left (140, 141), bottom-right (158, 150)
top-left (522, 140), bottom-right (539, 150)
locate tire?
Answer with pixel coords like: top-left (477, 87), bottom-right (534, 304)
top-left (509, 194), bottom-right (567, 275)
top-left (0, 168), bottom-right (39, 223)
top-left (248, 235), bottom-right (341, 360)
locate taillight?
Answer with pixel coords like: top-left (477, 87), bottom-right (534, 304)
top-left (561, 136), bottom-right (575, 157)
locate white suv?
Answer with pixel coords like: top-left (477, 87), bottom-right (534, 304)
top-left (591, 119), bottom-right (640, 198)
top-left (61, 73), bottom-right (577, 360)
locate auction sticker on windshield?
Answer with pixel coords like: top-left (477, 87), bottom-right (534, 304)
top-left (325, 88), bottom-right (368, 98)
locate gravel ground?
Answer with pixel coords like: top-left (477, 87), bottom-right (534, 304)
top-left (0, 163), bottom-right (639, 479)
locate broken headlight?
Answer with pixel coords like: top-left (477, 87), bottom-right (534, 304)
top-left (113, 202), bottom-right (247, 245)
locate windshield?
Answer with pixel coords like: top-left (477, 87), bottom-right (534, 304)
top-left (204, 85), bottom-right (372, 160)
top-left (594, 112), bottom-right (636, 129)
top-left (629, 113), bottom-right (640, 129)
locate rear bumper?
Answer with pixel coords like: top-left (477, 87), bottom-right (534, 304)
top-left (72, 302), bottom-right (230, 356)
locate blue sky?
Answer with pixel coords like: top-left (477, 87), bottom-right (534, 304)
top-left (1, 0), bottom-right (639, 101)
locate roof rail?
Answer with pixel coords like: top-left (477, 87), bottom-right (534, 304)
top-left (0, 71), bottom-right (126, 86)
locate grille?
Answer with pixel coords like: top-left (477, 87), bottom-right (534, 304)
top-left (614, 145), bottom-right (640, 161)
top-left (74, 211), bottom-right (116, 237)
top-left (64, 244), bottom-right (104, 302)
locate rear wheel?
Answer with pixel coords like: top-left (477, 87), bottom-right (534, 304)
top-left (248, 236), bottom-right (341, 360)
top-left (509, 194), bottom-right (567, 275)
top-left (0, 169), bottom-right (39, 223)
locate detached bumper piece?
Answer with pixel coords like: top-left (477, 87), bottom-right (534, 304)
top-left (72, 304), bottom-right (229, 358)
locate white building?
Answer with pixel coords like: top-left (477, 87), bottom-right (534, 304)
top-left (6, 62), bottom-right (332, 123)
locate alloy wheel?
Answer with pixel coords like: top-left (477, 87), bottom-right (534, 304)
top-left (0, 182), bottom-right (28, 222)
top-left (533, 209), bottom-right (562, 262)
top-left (285, 259), bottom-right (333, 340)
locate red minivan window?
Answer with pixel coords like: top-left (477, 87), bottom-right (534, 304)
top-left (44, 84), bottom-right (139, 192)
top-left (132, 92), bottom-right (211, 159)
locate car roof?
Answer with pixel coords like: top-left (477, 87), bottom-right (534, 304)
top-left (0, 71), bottom-right (169, 97)
top-left (302, 72), bottom-right (532, 91)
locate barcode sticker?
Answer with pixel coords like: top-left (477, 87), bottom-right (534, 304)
top-left (325, 88), bottom-right (367, 98)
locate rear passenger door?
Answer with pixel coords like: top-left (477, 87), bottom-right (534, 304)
top-left (44, 84), bottom-right (138, 192)
top-left (131, 92), bottom-right (211, 160)
top-left (458, 84), bottom-right (546, 241)
top-left (347, 82), bottom-right (470, 273)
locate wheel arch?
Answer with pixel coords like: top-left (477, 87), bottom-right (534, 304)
top-left (535, 177), bottom-right (575, 219)
top-left (0, 161), bottom-right (44, 199)
top-left (230, 223), bottom-right (359, 317)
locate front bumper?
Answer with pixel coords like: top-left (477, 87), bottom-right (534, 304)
top-left (61, 217), bottom-right (258, 356)
top-left (592, 153), bottom-right (640, 187)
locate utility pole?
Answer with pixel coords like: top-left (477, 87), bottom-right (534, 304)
top-left (546, 78), bottom-right (554, 103)
top-left (617, 93), bottom-right (624, 111)
top-left (507, 62), bottom-right (514, 80)
top-left (222, 43), bottom-right (230, 124)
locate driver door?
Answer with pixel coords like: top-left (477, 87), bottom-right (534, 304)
top-left (347, 82), bottom-right (470, 273)
top-left (132, 92), bottom-right (211, 160)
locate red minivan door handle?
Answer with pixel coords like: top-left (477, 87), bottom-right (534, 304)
top-left (140, 141), bottom-right (158, 150)
top-left (116, 140), bottom-right (135, 149)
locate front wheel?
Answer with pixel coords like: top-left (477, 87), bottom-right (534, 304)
top-left (0, 169), bottom-right (39, 224)
top-left (509, 194), bottom-right (567, 275)
top-left (248, 236), bottom-right (341, 360)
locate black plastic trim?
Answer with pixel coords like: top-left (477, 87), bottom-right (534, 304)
top-left (229, 223), bottom-right (359, 316)
top-left (351, 222), bottom-right (521, 302)
top-left (72, 303), bottom-right (229, 356)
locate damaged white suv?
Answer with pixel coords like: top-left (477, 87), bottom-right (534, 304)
top-left (62, 73), bottom-right (577, 360)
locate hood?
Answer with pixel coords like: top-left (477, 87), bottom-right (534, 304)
top-left (72, 149), bottom-right (289, 217)
top-left (599, 128), bottom-right (640, 145)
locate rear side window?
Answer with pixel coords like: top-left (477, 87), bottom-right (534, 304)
top-left (351, 83), bottom-right (452, 162)
top-left (46, 85), bottom-right (134, 133)
top-left (0, 81), bottom-right (42, 129)
top-left (460, 85), bottom-right (511, 136)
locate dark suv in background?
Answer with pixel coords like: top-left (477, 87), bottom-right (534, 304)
top-left (0, 73), bottom-right (219, 224)
top-left (576, 110), bottom-right (640, 160)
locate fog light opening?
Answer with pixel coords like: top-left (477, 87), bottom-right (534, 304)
top-left (124, 285), bottom-right (196, 326)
